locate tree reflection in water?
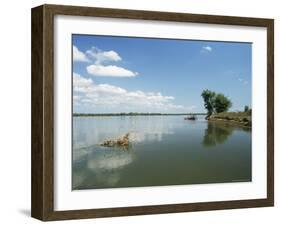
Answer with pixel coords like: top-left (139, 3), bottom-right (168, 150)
top-left (202, 122), bottom-right (235, 147)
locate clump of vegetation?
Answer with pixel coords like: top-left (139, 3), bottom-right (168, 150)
top-left (101, 133), bottom-right (130, 149)
top-left (244, 105), bottom-right (252, 114)
top-left (214, 93), bottom-right (232, 113)
top-left (201, 89), bottom-right (232, 117)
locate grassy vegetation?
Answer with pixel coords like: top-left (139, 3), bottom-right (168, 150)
top-left (208, 111), bottom-right (252, 128)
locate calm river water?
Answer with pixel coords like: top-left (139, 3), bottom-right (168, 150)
top-left (72, 115), bottom-right (251, 190)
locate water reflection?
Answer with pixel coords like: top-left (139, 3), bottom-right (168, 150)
top-left (73, 116), bottom-right (187, 189)
top-left (87, 147), bottom-right (135, 171)
top-left (73, 116), bottom-right (252, 189)
top-left (73, 116), bottom-right (186, 150)
top-left (73, 146), bottom-right (136, 189)
top-left (202, 122), bottom-right (251, 147)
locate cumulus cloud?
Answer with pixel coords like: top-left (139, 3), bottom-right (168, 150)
top-left (201, 46), bottom-right (212, 53)
top-left (73, 45), bottom-right (138, 77)
top-left (86, 46), bottom-right (122, 64)
top-left (75, 46), bottom-right (139, 77)
top-left (73, 73), bottom-right (188, 112)
top-left (87, 65), bottom-right (138, 77)
top-left (73, 46), bottom-right (90, 62)
top-left (73, 72), bottom-right (93, 92)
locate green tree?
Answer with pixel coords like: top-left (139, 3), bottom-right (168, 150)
top-left (214, 93), bottom-right (232, 113)
top-left (244, 105), bottom-right (249, 112)
top-left (201, 89), bottom-right (216, 117)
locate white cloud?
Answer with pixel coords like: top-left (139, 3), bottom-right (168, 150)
top-left (73, 45), bottom-right (138, 77)
top-left (93, 84), bottom-right (127, 94)
top-left (73, 46), bottom-right (90, 62)
top-left (201, 46), bottom-right (212, 53)
top-left (86, 47), bottom-right (122, 64)
top-left (73, 72), bottom-right (93, 93)
top-left (87, 65), bottom-right (138, 77)
top-left (73, 73), bottom-right (190, 112)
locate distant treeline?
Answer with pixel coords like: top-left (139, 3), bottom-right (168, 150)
top-left (73, 112), bottom-right (207, 117)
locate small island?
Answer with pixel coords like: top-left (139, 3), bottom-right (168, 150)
top-left (201, 89), bottom-right (251, 128)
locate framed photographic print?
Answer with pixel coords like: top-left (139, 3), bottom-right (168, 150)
top-left (31, 4), bottom-right (274, 221)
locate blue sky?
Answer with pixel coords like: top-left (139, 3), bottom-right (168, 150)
top-left (72, 34), bottom-right (252, 113)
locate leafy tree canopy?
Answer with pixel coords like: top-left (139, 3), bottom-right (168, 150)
top-left (214, 93), bottom-right (232, 113)
top-left (201, 89), bottom-right (216, 117)
top-left (201, 90), bottom-right (232, 116)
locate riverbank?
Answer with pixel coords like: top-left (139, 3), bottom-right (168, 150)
top-left (208, 112), bottom-right (251, 128)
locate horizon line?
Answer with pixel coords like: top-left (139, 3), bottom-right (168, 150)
top-left (73, 112), bottom-right (207, 115)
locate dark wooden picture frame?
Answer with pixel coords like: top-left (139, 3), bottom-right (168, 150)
top-left (31, 4), bottom-right (274, 221)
